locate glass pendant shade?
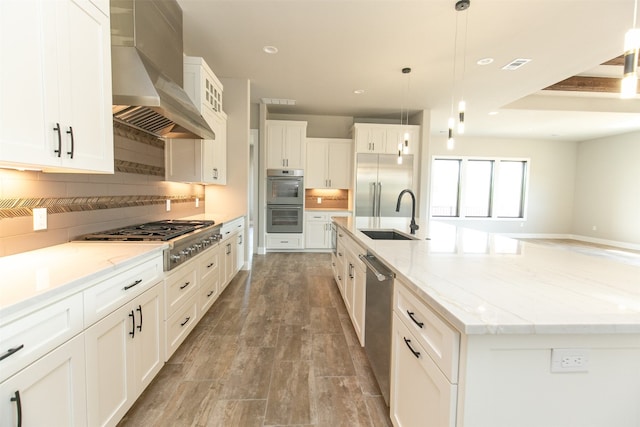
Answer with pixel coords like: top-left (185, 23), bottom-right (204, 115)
top-left (621, 28), bottom-right (640, 98)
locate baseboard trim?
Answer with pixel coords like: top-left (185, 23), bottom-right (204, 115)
top-left (504, 233), bottom-right (640, 251)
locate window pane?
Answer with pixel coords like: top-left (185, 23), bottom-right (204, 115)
top-left (463, 160), bottom-right (493, 217)
top-left (495, 161), bottom-right (526, 217)
top-left (431, 159), bottom-right (460, 217)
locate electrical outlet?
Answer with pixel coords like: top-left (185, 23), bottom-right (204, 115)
top-left (166, 199), bottom-right (171, 212)
top-left (195, 197), bottom-right (200, 208)
top-left (33, 208), bottom-right (47, 231)
top-left (551, 348), bottom-right (589, 373)
top-left (317, 197), bottom-right (322, 204)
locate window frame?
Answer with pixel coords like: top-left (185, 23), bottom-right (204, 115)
top-left (430, 155), bottom-right (530, 221)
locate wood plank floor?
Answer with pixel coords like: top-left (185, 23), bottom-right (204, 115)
top-left (118, 252), bottom-right (393, 427)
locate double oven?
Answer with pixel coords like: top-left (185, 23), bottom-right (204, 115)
top-left (266, 169), bottom-right (304, 233)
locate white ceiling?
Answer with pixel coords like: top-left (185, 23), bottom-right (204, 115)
top-left (177, 0), bottom-right (640, 142)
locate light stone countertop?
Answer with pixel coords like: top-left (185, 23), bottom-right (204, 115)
top-left (0, 242), bottom-right (167, 322)
top-left (333, 216), bottom-right (640, 335)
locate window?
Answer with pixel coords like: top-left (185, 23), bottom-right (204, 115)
top-left (430, 157), bottom-right (528, 219)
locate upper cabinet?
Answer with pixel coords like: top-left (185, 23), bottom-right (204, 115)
top-left (183, 56), bottom-right (224, 118)
top-left (166, 57), bottom-right (227, 185)
top-left (353, 123), bottom-right (420, 155)
top-left (266, 120), bottom-right (307, 169)
top-left (306, 138), bottom-right (352, 189)
top-left (0, 0), bottom-right (114, 173)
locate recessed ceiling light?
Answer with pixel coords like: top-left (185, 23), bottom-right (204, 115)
top-left (263, 46), bottom-right (278, 54)
top-left (477, 58), bottom-right (494, 65)
top-left (353, 89), bottom-right (365, 94)
top-left (488, 111), bottom-right (499, 115)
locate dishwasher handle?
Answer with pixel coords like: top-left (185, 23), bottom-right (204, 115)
top-left (359, 254), bottom-right (394, 281)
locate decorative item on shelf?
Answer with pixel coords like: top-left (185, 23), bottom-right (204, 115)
top-left (621, 0), bottom-right (639, 98)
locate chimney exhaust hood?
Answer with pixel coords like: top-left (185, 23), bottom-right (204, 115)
top-left (111, 0), bottom-right (215, 140)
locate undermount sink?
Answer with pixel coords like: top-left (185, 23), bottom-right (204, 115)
top-left (359, 229), bottom-right (418, 241)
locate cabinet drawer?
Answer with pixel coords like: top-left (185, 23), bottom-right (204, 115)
top-left (84, 255), bottom-right (163, 327)
top-left (305, 212), bottom-right (329, 221)
top-left (221, 217), bottom-right (244, 237)
top-left (394, 282), bottom-right (460, 383)
top-left (165, 264), bottom-right (198, 318)
top-left (199, 248), bottom-right (220, 285)
top-left (0, 293), bottom-right (83, 382)
top-left (266, 234), bottom-right (303, 249)
top-left (391, 313), bottom-right (457, 427)
top-left (165, 294), bottom-right (199, 360)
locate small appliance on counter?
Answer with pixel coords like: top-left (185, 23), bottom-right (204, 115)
top-left (78, 219), bottom-right (222, 271)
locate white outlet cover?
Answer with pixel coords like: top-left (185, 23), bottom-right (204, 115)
top-left (166, 199), bottom-right (171, 211)
top-left (33, 207), bottom-right (47, 231)
top-left (551, 348), bottom-right (589, 373)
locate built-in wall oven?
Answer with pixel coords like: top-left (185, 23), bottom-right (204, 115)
top-left (266, 169), bottom-right (304, 233)
top-left (267, 169), bottom-right (304, 205)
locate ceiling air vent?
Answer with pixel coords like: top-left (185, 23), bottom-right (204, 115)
top-left (502, 58), bottom-right (532, 70)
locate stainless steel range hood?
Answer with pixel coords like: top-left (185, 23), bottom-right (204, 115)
top-left (111, 0), bottom-right (214, 140)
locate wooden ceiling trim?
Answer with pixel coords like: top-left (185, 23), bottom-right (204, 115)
top-left (543, 76), bottom-right (640, 94)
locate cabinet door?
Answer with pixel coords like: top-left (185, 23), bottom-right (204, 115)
top-left (390, 314), bottom-right (457, 427)
top-left (62, 0), bottom-right (113, 172)
top-left (0, 334), bottom-right (86, 427)
top-left (0, 0), bottom-right (60, 168)
top-left (266, 122), bottom-right (286, 168)
top-left (284, 125), bottom-right (305, 168)
top-left (327, 140), bottom-right (352, 188)
top-left (305, 141), bottom-right (328, 188)
top-left (351, 259), bottom-right (366, 346)
top-left (132, 285), bottom-right (164, 396)
top-left (85, 303), bottom-right (134, 427)
top-left (305, 220), bottom-right (329, 249)
top-left (236, 229), bottom-right (245, 272)
top-left (354, 126), bottom-right (386, 153)
top-left (0, 0), bottom-right (113, 172)
top-left (210, 114), bottom-right (227, 185)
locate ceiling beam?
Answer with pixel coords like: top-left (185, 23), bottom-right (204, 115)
top-left (543, 76), bottom-right (638, 94)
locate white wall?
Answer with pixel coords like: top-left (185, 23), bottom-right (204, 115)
top-left (205, 78), bottom-right (250, 228)
top-left (267, 113), bottom-right (353, 138)
top-left (429, 135), bottom-right (578, 235)
top-left (572, 131), bottom-right (640, 245)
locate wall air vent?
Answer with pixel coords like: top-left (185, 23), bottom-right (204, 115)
top-left (261, 98), bottom-right (297, 105)
top-left (502, 58), bottom-right (532, 70)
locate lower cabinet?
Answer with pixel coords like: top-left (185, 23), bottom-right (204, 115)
top-left (199, 243), bottom-right (221, 314)
top-left (85, 283), bottom-right (164, 427)
top-left (221, 234), bottom-right (237, 290)
top-left (0, 334), bottom-right (87, 427)
top-left (390, 313), bottom-right (457, 427)
top-left (334, 227), bottom-right (366, 346)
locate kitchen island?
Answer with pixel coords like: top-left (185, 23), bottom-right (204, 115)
top-left (333, 216), bottom-right (640, 427)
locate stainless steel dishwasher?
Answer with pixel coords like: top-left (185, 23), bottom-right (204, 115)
top-left (359, 252), bottom-right (395, 407)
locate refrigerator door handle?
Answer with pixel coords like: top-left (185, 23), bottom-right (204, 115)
top-left (377, 182), bottom-right (382, 217)
top-left (371, 182), bottom-right (377, 216)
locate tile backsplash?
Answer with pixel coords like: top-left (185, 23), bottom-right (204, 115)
top-left (305, 188), bottom-right (349, 210)
top-left (0, 129), bottom-right (205, 256)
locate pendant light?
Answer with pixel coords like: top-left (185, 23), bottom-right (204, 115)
top-left (398, 67), bottom-right (412, 164)
top-left (456, 0), bottom-right (470, 133)
top-left (621, 0), bottom-right (639, 98)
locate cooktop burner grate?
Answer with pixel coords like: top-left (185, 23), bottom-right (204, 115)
top-left (80, 220), bottom-right (216, 241)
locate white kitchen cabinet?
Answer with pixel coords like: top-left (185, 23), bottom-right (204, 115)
top-left (221, 235), bottom-right (237, 290)
top-left (266, 233), bottom-right (305, 250)
top-left (199, 243), bottom-right (221, 315)
top-left (0, 294), bottom-right (83, 383)
top-left (342, 237), bottom-right (367, 346)
top-left (165, 110), bottom-right (227, 185)
top-left (236, 227), bottom-right (245, 272)
top-left (305, 211), bottom-right (350, 250)
top-left (386, 125), bottom-right (420, 156)
top-left (305, 138), bottom-right (352, 189)
top-left (220, 217), bottom-right (245, 286)
top-left (266, 120), bottom-right (307, 169)
top-left (85, 283), bottom-right (164, 427)
top-left (183, 56), bottom-right (224, 116)
top-left (165, 292), bottom-right (199, 360)
top-left (353, 123), bottom-right (420, 155)
top-left (353, 124), bottom-right (387, 153)
top-left (391, 313), bottom-right (457, 427)
top-left (0, 0), bottom-right (114, 173)
top-left (0, 334), bottom-right (87, 427)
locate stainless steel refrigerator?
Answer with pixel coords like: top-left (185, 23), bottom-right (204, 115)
top-left (355, 153), bottom-right (414, 217)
